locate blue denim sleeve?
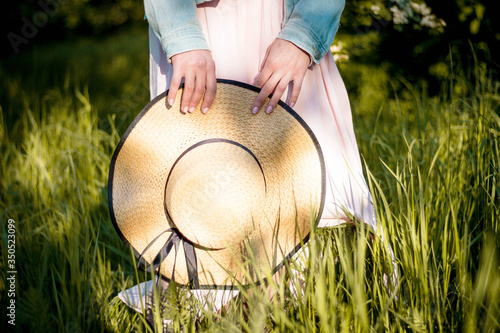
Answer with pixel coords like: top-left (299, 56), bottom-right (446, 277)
top-left (278, 0), bottom-right (345, 64)
top-left (144, 0), bottom-right (210, 60)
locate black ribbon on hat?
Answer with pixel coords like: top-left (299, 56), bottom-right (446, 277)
top-left (137, 228), bottom-right (199, 289)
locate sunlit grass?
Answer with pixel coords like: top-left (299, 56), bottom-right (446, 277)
top-left (0, 30), bottom-right (499, 332)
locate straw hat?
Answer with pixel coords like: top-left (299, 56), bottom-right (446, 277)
top-left (108, 79), bottom-right (325, 289)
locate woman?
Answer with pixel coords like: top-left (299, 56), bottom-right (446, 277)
top-left (119, 0), bottom-right (385, 326)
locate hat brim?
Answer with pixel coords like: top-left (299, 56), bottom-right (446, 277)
top-left (108, 79), bottom-right (325, 289)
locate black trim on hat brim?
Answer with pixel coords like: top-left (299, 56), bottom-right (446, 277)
top-left (108, 78), bottom-right (326, 290)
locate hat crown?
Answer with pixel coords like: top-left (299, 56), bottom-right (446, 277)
top-left (164, 140), bottom-right (266, 250)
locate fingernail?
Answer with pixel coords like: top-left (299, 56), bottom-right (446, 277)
top-left (169, 99), bottom-right (174, 106)
top-left (183, 106), bottom-right (188, 113)
top-left (265, 105), bottom-right (273, 114)
top-left (202, 107), bottom-right (209, 114)
top-left (252, 106), bottom-right (259, 114)
top-left (290, 102), bottom-right (295, 108)
top-left (189, 106), bottom-right (195, 113)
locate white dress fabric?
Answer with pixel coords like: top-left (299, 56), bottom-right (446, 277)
top-left (119, 0), bottom-right (381, 314)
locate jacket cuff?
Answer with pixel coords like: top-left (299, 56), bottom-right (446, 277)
top-left (160, 29), bottom-right (211, 61)
top-left (278, 20), bottom-right (337, 64)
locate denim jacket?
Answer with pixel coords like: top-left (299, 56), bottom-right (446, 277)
top-left (144, 0), bottom-right (344, 64)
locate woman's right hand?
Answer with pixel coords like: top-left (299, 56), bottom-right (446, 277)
top-left (168, 49), bottom-right (217, 114)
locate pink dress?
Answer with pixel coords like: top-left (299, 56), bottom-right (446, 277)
top-left (119, 0), bottom-right (385, 314)
top-left (150, 1), bottom-right (376, 231)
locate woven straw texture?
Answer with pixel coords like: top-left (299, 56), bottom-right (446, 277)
top-left (109, 80), bottom-right (325, 287)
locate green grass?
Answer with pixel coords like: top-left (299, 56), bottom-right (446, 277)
top-left (1, 29), bottom-right (499, 332)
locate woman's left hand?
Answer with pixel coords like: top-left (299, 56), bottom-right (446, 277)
top-left (252, 38), bottom-right (310, 114)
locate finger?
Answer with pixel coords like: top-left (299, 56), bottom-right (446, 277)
top-left (188, 74), bottom-right (205, 113)
top-left (167, 71), bottom-right (183, 107)
top-left (201, 69), bottom-right (217, 114)
top-left (265, 79), bottom-right (289, 114)
top-left (252, 67), bottom-right (272, 89)
top-left (287, 77), bottom-right (304, 109)
top-left (252, 75), bottom-right (279, 114)
top-left (253, 53), bottom-right (274, 88)
top-left (259, 46), bottom-right (271, 73)
top-left (181, 72), bottom-right (195, 113)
